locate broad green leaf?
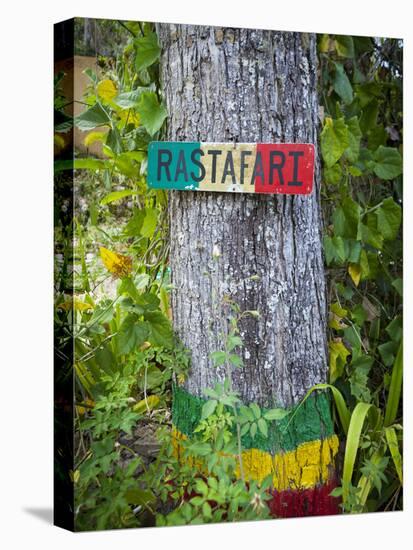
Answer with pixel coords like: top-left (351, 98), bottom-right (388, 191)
top-left (73, 158), bottom-right (107, 171)
top-left (385, 316), bottom-right (402, 343)
top-left (75, 103), bottom-right (110, 131)
top-left (368, 125), bottom-right (387, 151)
top-left (347, 240), bottom-right (362, 263)
top-left (360, 99), bottom-right (378, 133)
top-left (250, 422), bottom-right (257, 439)
top-left (373, 146), bottom-right (402, 180)
top-left (118, 277), bottom-right (140, 302)
top-left (360, 221), bottom-right (383, 250)
top-left (356, 82), bottom-right (382, 107)
top-left (345, 116), bottom-right (362, 163)
top-left (342, 197), bottom-right (361, 238)
top-left (114, 87), bottom-right (152, 108)
top-left (106, 127), bottom-right (123, 154)
top-left (378, 341), bottom-right (398, 366)
top-left (321, 117), bottom-right (349, 168)
top-left (125, 487), bottom-right (156, 506)
top-left (384, 426), bottom-right (403, 483)
top-left (344, 324), bottom-right (362, 353)
top-left (351, 304), bottom-right (367, 326)
top-left (141, 207), bottom-right (158, 239)
top-left (335, 35), bottom-right (355, 58)
top-left (384, 341), bottom-right (403, 426)
top-left (100, 189), bottom-right (137, 205)
top-left (228, 354), bottom-right (243, 368)
top-left (333, 63), bottom-right (353, 104)
top-left (342, 402), bottom-right (373, 505)
top-left (202, 501), bottom-right (212, 518)
top-left (263, 408), bottom-right (289, 421)
top-left (117, 315), bottom-right (149, 354)
top-left (332, 236), bottom-right (346, 263)
top-left (250, 402), bottom-right (261, 420)
top-left (187, 441), bottom-right (211, 456)
top-left (137, 92), bottom-right (168, 136)
top-left (323, 236), bottom-right (335, 266)
top-left (135, 32), bottom-right (161, 71)
top-left (353, 36), bottom-right (374, 54)
top-left (332, 207), bottom-right (346, 236)
top-left (210, 351), bottom-right (227, 366)
top-left (376, 197), bottom-right (401, 240)
top-left (114, 154), bottom-right (140, 178)
top-left (239, 405), bottom-right (254, 422)
top-left (124, 208), bottom-right (145, 237)
top-left (195, 478), bottom-right (209, 495)
top-left (137, 364), bottom-right (163, 390)
top-left (201, 399), bottom-right (218, 420)
top-left (324, 163), bottom-right (342, 184)
top-left (83, 67), bottom-right (98, 83)
top-left (227, 335), bottom-right (243, 351)
top-left (257, 418), bottom-right (268, 438)
top-left (95, 345), bottom-right (115, 374)
top-left (144, 310), bottom-right (173, 347)
top-left (349, 355), bottom-right (373, 401)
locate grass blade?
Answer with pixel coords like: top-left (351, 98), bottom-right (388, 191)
top-left (384, 340), bottom-right (403, 427)
top-left (342, 402), bottom-right (372, 505)
top-left (385, 426), bottom-right (403, 484)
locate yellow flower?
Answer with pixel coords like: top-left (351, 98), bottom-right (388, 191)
top-left (99, 247), bottom-right (132, 278)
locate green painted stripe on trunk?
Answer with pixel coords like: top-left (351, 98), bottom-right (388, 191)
top-left (172, 383), bottom-right (335, 453)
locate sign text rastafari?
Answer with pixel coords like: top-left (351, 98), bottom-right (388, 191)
top-left (147, 142), bottom-right (314, 194)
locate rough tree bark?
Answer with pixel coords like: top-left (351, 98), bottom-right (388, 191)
top-left (157, 24), bottom-right (339, 517)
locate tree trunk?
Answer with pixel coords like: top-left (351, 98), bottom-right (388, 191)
top-left (157, 24), bottom-right (340, 518)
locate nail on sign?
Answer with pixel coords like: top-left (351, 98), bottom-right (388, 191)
top-left (147, 142), bottom-right (315, 195)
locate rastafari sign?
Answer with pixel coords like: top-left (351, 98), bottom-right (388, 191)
top-left (147, 142), bottom-right (315, 194)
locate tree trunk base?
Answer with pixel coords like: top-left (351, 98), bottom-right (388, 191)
top-left (171, 384), bottom-right (340, 518)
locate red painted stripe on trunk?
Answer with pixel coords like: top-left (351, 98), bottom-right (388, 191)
top-left (268, 479), bottom-right (341, 518)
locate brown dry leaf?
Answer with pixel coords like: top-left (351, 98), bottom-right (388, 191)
top-left (362, 296), bottom-right (380, 321)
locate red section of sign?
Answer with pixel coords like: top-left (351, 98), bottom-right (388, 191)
top-left (255, 143), bottom-right (314, 195)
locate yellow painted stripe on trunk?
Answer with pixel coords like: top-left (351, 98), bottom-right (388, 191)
top-left (171, 427), bottom-right (339, 492)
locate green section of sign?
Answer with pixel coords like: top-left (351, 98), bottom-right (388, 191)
top-left (172, 383), bottom-right (335, 454)
top-left (147, 142), bottom-right (201, 190)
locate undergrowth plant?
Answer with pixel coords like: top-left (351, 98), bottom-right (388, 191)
top-left (316, 34), bottom-right (403, 512)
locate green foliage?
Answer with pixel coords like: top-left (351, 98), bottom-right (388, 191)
top-left (136, 91), bottom-right (168, 136)
top-left (135, 32), bottom-right (161, 71)
top-left (318, 34), bottom-right (403, 514)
